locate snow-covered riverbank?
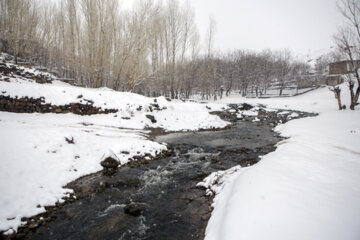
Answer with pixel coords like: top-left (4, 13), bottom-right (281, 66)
top-left (0, 74), bottom-right (228, 234)
top-left (204, 85), bottom-right (360, 240)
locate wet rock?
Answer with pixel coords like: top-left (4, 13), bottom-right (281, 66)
top-left (78, 185), bottom-right (91, 194)
top-left (228, 104), bottom-right (239, 110)
top-left (16, 233), bottom-right (26, 238)
top-left (100, 152), bottom-right (120, 175)
top-left (239, 103), bottom-right (254, 111)
top-left (210, 111), bottom-right (238, 122)
top-left (124, 203), bottom-right (145, 217)
top-left (65, 137), bottom-right (75, 144)
top-left (101, 157), bottom-right (120, 169)
top-left (201, 214), bottom-right (211, 221)
top-left (146, 114), bottom-right (157, 123)
top-left (150, 103), bottom-right (160, 110)
top-left (28, 223), bottom-right (38, 230)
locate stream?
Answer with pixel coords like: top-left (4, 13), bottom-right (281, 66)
top-left (18, 104), bottom-right (315, 240)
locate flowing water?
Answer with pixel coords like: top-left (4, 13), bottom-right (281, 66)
top-left (20, 105), bottom-right (315, 240)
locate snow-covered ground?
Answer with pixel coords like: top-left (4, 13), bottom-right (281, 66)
top-left (0, 74), bottom-right (228, 234)
top-left (203, 84), bottom-right (360, 240)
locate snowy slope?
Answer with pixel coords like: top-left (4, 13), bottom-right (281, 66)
top-left (204, 85), bottom-right (360, 240)
top-left (0, 79), bottom-right (227, 131)
top-left (0, 74), bottom-right (228, 233)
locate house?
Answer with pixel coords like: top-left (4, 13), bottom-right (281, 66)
top-left (329, 60), bottom-right (360, 75)
top-left (320, 75), bottom-right (344, 86)
top-left (318, 60), bottom-right (360, 86)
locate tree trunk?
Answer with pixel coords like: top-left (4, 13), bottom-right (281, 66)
top-left (350, 86), bottom-right (360, 110)
top-left (336, 94), bottom-right (343, 110)
top-left (226, 89), bottom-right (230, 97)
top-left (331, 86), bottom-right (343, 110)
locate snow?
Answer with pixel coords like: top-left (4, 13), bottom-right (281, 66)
top-left (197, 166), bottom-right (243, 197)
top-left (278, 110), bottom-right (290, 115)
top-left (287, 112), bottom-right (299, 119)
top-left (252, 117), bottom-right (260, 122)
top-left (100, 150), bottom-right (121, 164)
top-left (204, 84), bottom-right (360, 240)
top-left (0, 79), bottom-right (227, 131)
top-left (240, 110), bottom-right (258, 116)
top-left (1, 56), bottom-right (360, 239)
top-left (0, 73), bottom-right (229, 233)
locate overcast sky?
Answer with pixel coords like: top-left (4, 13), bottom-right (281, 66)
top-left (125, 0), bottom-right (344, 58)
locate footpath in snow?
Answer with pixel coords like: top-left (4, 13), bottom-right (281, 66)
top-left (203, 85), bottom-right (360, 240)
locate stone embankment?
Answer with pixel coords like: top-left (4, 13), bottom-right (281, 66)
top-left (0, 95), bottom-right (117, 115)
top-left (0, 62), bottom-right (53, 84)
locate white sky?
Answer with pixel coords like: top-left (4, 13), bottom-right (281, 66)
top-left (124, 0), bottom-right (344, 58)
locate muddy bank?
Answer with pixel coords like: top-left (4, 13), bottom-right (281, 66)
top-left (4, 104), bottom-right (316, 240)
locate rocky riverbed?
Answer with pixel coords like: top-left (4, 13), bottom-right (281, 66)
top-left (2, 104), bottom-right (317, 240)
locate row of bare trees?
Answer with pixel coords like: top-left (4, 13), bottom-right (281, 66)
top-left (0, 0), bottom-right (201, 92)
top-left (154, 49), bottom-right (311, 100)
top-left (0, 0), bottom-right (312, 99)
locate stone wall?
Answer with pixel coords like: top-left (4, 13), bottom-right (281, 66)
top-left (0, 95), bottom-right (118, 115)
top-left (0, 62), bottom-right (53, 84)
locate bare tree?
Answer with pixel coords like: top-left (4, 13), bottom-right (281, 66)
top-left (64, 0), bottom-right (78, 79)
top-left (0, 0), bottom-right (40, 62)
top-left (274, 49), bottom-right (293, 96)
top-left (335, 0), bottom-right (360, 110)
top-left (205, 15), bottom-right (218, 100)
top-left (1, 0), bottom-right (314, 102)
top-left (165, 0), bottom-right (183, 98)
top-left (177, 1), bottom-right (196, 98)
top-left (330, 86), bottom-right (344, 110)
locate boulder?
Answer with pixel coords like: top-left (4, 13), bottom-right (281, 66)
top-left (239, 103), bottom-right (253, 111)
top-left (145, 114), bottom-right (157, 123)
top-left (101, 157), bottom-right (120, 169)
top-left (100, 151), bottom-right (120, 175)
